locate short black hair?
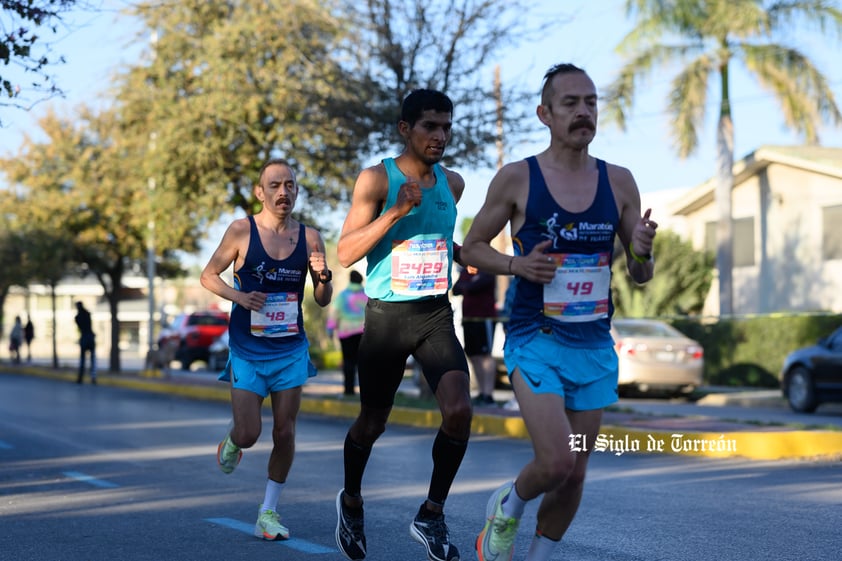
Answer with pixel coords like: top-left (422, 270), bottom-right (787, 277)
top-left (400, 89), bottom-right (453, 126)
top-left (541, 63), bottom-right (587, 105)
top-left (258, 158), bottom-right (296, 186)
top-left (349, 270), bottom-right (363, 284)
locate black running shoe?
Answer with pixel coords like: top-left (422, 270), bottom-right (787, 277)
top-left (409, 504), bottom-right (460, 561)
top-left (335, 489), bottom-right (366, 560)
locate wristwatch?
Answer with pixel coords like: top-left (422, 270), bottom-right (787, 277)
top-left (318, 269), bottom-right (333, 284)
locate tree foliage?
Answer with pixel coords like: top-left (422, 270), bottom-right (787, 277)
top-left (612, 229), bottom-right (714, 318)
top-left (604, 0), bottom-right (842, 157)
top-left (116, 0), bottom-right (375, 232)
top-left (340, 0), bottom-right (543, 169)
top-left (114, 0), bottom-right (546, 236)
top-left (0, 220), bottom-right (23, 339)
top-left (0, 105), bottom-right (194, 372)
top-left (602, 0), bottom-right (842, 316)
top-left (0, 0), bottom-right (81, 121)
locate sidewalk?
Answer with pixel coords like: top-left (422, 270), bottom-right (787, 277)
top-left (5, 362), bottom-right (842, 462)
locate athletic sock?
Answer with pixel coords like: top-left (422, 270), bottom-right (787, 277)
top-left (428, 429), bottom-right (468, 505)
top-left (343, 433), bottom-right (372, 497)
top-left (501, 479), bottom-right (527, 519)
top-left (525, 530), bottom-right (559, 561)
top-left (261, 479), bottom-right (285, 512)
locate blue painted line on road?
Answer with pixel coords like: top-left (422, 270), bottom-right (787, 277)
top-left (62, 471), bottom-right (120, 489)
top-left (205, 517), bottom-right (335, 554)
top-left (0, 440), bottom-right (13, 449)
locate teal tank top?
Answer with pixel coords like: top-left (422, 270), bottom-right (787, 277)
top-left (365, 158), bottom-right (457, 302)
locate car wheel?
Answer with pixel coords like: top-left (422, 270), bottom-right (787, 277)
top-left (786, 366), bottom-right (818, 413)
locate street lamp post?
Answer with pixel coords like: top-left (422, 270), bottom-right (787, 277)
top-left (147, 172), bottom-right (156, 362)
top-left (146, 30), bottom-right (159, 367)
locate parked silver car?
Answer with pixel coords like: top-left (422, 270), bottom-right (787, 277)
top-left (612, 319), bottom-right (704, 397)
top-left (207, 330), bottom-right (229, 372)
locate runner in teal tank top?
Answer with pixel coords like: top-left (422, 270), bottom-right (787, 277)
top-left (333, 89), bottom-right (471, 561)
top-left (364, 157), bottom-right (456, 301)
top-left (462, 64), bottom-right (658, 561)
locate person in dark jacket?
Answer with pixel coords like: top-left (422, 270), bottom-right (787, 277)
top-left (75, 302), bottom-right (97, 384)
top-left (453, 266), bottom-right (498, 406)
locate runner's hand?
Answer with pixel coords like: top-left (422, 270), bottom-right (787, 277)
top-left (512, 239), bottom-right (556, 284)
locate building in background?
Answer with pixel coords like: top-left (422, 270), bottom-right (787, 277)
top-left (670, 145), bottom-right (842, 315)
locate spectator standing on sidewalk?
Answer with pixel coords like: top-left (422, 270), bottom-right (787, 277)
top-left (24, 316), bottom-right (34, 363)
top-left (452, 265), bottom-right (498, 406)
top-left (9, 316), bottom-right (23, 364)
top-left (75, 302), bottom-right (97, 384)
top-left (327, 270), bottom-right (368, 396)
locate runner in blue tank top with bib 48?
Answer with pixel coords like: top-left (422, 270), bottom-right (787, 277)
top-left (200, 158), bottom-right (333, 543)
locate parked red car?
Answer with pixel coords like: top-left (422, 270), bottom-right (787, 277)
top-left (157, 311), bottom-right (229, 370)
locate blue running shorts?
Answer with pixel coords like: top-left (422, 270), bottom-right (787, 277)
top-left (220, 347), bottom-right (316, 397)
top-left (504, 329), bottom-right (618, 411)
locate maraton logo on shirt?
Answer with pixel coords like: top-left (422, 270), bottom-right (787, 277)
top-left (540, 213), bottom-right (614, 247)
top-left (251, 262), bottom-right (304, 285)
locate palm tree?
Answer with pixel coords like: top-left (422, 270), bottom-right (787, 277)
top-left (603, 0), bottom-right (842, 316)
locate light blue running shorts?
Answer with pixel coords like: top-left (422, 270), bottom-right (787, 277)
top-left (219, 347), bottom-right (316, 397)
top-left (504, 329), bottom-right (618, 411)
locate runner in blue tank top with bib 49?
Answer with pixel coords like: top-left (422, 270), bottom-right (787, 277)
top-left (462, 64), bottom-right (659, 561)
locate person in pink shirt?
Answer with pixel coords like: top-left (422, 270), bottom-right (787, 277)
top-left (327, 270), bottom-right (368, 396)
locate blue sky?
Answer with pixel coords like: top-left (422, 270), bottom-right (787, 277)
top-left (3, 0), bottom-right (841, 225)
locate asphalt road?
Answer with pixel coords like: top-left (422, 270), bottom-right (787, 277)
top-left (1, 373), bottom-right (840, 561)
top-left (168, 363), bottom-right (842, 429)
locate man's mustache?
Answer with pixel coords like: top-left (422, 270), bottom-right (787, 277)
top-left (569, 119), bottom-right (595, 132)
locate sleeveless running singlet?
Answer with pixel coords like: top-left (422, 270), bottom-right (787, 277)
top-left (228, 216), bottom-right (309, 360)
top-left (506, 156), bottom-right (620, 349)
top-left (364, 158), bottom-right (457, 302)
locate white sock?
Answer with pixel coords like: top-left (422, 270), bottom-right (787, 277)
top-left (525, 531), bottom-right (559, 561)
top-left (501, 480), bottom-right (527, 519)
top-left (261, 479), bottom-right (285, 513)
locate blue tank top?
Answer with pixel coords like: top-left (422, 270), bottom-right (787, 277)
top-left (228, 216), bottom-right (309, 359)
top-left (506, 156), bottom-right (619, 349)
top-left (365, 158), bottom-right (457, 302)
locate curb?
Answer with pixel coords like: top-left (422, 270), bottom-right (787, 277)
top-left (5, 367), bottom-right (841, 462)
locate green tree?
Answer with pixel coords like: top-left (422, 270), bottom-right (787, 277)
top-left (3, 139), bottom-right (85, 369)
top-left (1, 0), bottom-right (82, 121)
top-left (0, 106), bottom-right (194, 372)
top-left (114, 0), bottom-right (546, 238)
top-left (0, 228), bottom-right (23, 341)
top-left (612, 229), bottom-right (714, 318)
top-left (116, 0), bottom-right (373, 233)
top-left (603, 0), bottom-right (842, 316)
top-left (18, 226), bottom-right (76, 368)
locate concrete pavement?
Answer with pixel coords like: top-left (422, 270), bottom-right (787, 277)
top-left (4, 361), bottom-right (842, 462)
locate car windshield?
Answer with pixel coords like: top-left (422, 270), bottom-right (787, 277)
top-left (188, 315), bottom-right (228, 327)
top-left (827, 328), bottom-right (842, 351)
top-left (613, 321), bottom-right (684, 338)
